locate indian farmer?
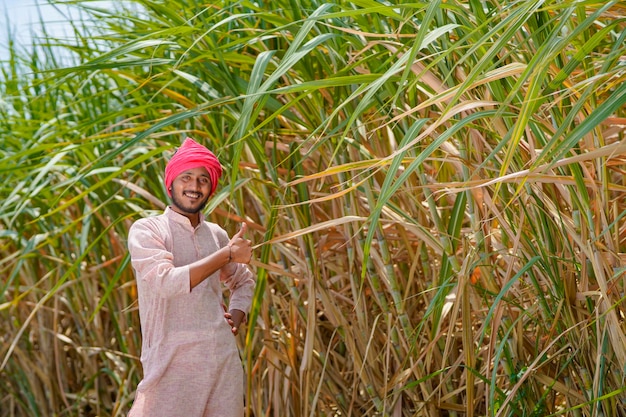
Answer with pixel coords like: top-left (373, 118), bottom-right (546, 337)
top-left (127, 137), bottom-right (255, 417)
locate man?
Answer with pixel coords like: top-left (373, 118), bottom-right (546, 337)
top-left (127, 137), bottom-right (255, 417)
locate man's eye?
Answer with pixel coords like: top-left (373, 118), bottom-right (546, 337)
top-left (201, 178), bottom-right (209, 184)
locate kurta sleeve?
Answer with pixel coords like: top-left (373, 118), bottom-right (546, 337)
top-left (221, 263), bottom-right (255, 314)
top-left (128, 219), bottom-right (191, 298)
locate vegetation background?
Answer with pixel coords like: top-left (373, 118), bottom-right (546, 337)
top-left (1, 0), bottom-right (625, 416)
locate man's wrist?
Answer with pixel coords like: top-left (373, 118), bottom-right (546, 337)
top-left (224, 245), bottom-right (232, 265)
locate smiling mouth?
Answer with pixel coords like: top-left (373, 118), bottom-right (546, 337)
top-left (183, 191), bottom-right (203, 200)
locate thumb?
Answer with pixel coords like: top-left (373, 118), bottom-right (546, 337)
top-left (232, 222), bottom-right (247, 239)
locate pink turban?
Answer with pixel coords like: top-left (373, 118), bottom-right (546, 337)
top-left (164, 137), bottom-right (222, 197)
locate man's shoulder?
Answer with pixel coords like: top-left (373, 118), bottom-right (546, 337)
top-left (127, 212), bottom-right (170, 252)
top-left (201, 219), bottom-right (227, 233)
top-left (134, 211), bottom-right (167, 223)
top-left (129, 212), bottom-right (168, 232)
top-left (201, 220), bottom-right (230, 243)
top-left (201, 218), bottom-right (220, 226)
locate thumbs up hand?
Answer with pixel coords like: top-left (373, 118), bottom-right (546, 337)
top-left (227, 223), bottom-right (252, 264)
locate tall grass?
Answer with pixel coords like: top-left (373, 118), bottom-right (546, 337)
top-left (1, 0), bottom-right (625, 416)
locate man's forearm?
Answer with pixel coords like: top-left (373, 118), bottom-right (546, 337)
top-left (189, 245), bottom-right (231, 289)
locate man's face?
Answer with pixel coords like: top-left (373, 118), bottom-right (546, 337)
top-left (170, 166), bottom-right (212, 215)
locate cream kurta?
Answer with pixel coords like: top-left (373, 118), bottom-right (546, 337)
top-left (127, 208), bottom-right (255, 417)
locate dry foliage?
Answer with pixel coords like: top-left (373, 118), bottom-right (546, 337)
top-left (1, 0), bottom-right (625, 416)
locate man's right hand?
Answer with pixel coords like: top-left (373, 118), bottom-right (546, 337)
top-left (227, 223), bottom-right (252, 264)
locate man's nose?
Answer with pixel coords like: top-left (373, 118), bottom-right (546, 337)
top-left (189, 178), bottom-right (201, 190)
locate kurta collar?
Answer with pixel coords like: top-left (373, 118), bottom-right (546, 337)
top-left (164, 206), bottom-right (205, 229)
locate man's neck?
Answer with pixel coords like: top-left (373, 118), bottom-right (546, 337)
top-left (170, 206), bottom-right (201, 228)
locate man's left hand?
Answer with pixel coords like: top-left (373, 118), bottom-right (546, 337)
top-left (225, 309), bottom-right (246, 335)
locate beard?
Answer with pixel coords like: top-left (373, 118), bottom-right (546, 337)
top-left (170, 190), bottom-right (210, 214)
